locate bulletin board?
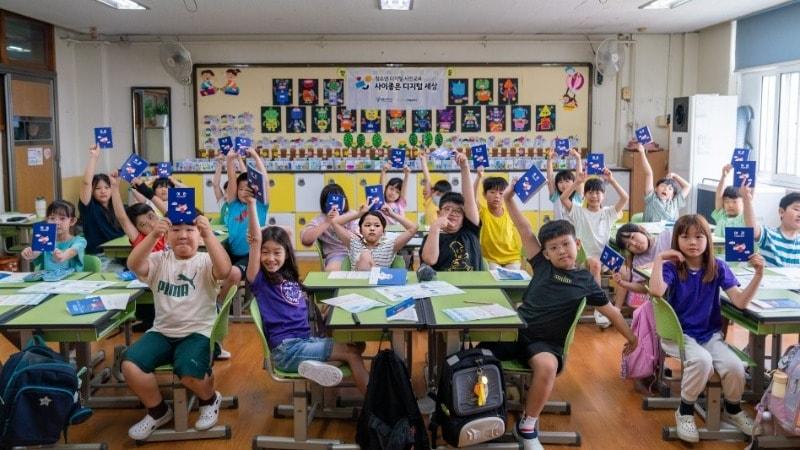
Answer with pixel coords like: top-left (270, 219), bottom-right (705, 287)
top-left (193, 64), bottom-right (591, 157)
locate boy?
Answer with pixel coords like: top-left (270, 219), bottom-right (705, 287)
top-left (712, 164), bottom-right (744, 238)
top-left (122, 215), bottom-right (232, 440)
top-left (419, 149), bottom-right (452, 226)
top-left (473, 166), bottom-right (522, 269)
top-left (743, 187), bottom-right (800, 267)
top-left (479, 185), bottom-right (636, 450)
top-left (561, 168), bottom-right (628, 327)
top-left (635, 143), bottom-right (691, 222)
top-left (421, 151), bottom-right (482, 271)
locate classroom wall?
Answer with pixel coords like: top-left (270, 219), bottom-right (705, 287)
top-left (697, 21), bottom-right (736, 95)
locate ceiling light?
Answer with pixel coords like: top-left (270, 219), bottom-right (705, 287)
top-left (639, 0), bottom-right (693, 9)
top-left (94, 0), bottom-right (148, 10)
top-left (379, 0), bottom-right (413, 11)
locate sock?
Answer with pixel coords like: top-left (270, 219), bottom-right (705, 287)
top-left (724, 401), bottom-right (742, 415)
top-left (519, 415), bottom-right (538, 432)
top-left (678, 400), bottom-right (694, 416)
top-left (147, 401), bottom-right (168, 419)
top-left (199, 392), bottom-right (218, 406)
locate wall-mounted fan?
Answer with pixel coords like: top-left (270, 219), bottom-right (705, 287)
top-left (159, 41), bottom-right (192, 85)
top-left (595, 38), bottom-right (625, 86)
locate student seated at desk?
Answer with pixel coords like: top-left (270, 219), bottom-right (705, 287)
top-left (122, 215), bottom-right (231, 440)
top-left (478, 185), bottom-right (636, 450)
top-left (109, 171), bottom-right (166, 251)
top-left (612, 223), bottom-right (673, 309)
top-left (648, 214), bottom-right (763, 442)
top-left (419, 150), bottom-right (452, 226)
top-left (79, 145), bottom-right (125, 261)
top-left (130, 175), bottom-right (187, 216)
top-left (300, 183), bottom-right (358, 271)
top-left (331, 203), bottom-right (418, 270)
top-left (711, 164), bottom-right (744, 238)
top-left (743, 187), bottom-right (800, 267)
top-left (20, 200), bottom-right (86, 271)
top-left (245, 197), bottom-right (369, 393)
top-left (473, 166), bottom-right (522, 270)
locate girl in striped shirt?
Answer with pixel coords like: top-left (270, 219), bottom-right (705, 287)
top-left (332, 203), bottom-right (418, 270)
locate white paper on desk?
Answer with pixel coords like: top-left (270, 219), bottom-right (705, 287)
top-left (0, 272), bottom-right (31, 283)
top-left (442, 304), bottom-right (518, 322)
top-left (18, 280), bottom-right (117, 295)
top-left (765, 267), bottom-right (800, 279)
top-left (322, 293), bottom-right (385, 313)
top-left (736, 274), bottom-right (800, 291)
top-left (99, 293), bottom-right (131, 310)
top-left (374, 281), bottom-right (464, 303)
top-left (0, 294), bottom-right (49, 306)
top-left (387, 307), bottom-right (418, 322)
top-left (126, 279), bottom-right (148, 289)
top-left (327, 271), bottom-right (371, 280)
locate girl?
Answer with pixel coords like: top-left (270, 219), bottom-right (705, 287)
top-left (332, 203), bottom-right (418, 270)
top-left (79, 145), bottom-right (125, 257)
top-left (635, 143), bottom-right (691, 222)
top-left (546, 148), bottom-right (583, 221)
top-left (21, 200), bottom-right (86, 271)
top-left (612, 223), bottom-right (673, 308)
top-left (245, 198), bottom-right (369, 393)
top-left (649, 214), bottom-right (762, 443)
top-left (109, 171), bottom-right (166, 251)
top-left (380, 163), bottom-right (410, 225)
top-left (300, 184), bottom-right (358, 271)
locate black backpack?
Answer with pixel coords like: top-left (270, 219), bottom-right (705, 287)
top-left (0, 336), bottom-right (92, 447)
top-left (430, 347), bottom-right (506, 448)
top-left (356, 349), bottom-right (430, 450)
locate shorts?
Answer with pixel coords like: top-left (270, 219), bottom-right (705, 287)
top-left (272, 337), bottom-right (334, 372)
top-left (224, 243), bottom-right (249, 276)
top-left (123, 331), bottom-right (215, 379)
top-left (477, 330), bottom-right (565, 374)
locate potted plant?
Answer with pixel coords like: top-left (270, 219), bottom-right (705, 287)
top-left (143, 98), bottom-right (156, 127)
top-left (154, 101), bottom-right (169, 127)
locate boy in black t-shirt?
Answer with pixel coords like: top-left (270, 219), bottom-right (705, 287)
top-left (479, 184), bottom-right (637, 450)
top-left (420, 151), bottom-right (483, 271)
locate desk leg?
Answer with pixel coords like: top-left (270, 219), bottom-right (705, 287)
top-left (771, 334), bottom-right (782, 371)
top-left (749, 334), bottom-right (767, 398)
top-left (75, 342), bottom-right (92, 400)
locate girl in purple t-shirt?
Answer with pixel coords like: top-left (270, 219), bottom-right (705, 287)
top-left (648, 214), bottom-right (764, 443)
top-left (245, 198), bottom-right (369, 394)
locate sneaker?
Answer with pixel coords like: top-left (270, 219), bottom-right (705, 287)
top-left (215, 347), bottom-right (231, 360)
top-left (674, 410), bottom-right (700, 443)
top-left (128, 407), bottom-right (173, 440)
top-left (593, 309), bottom-right (612, 329)
top-left (723, 410), bottom-right (758, 436)
top-left (512, 420), bottom-right (544, 450)
top-left (298, 360), bottom-right (343, 387)
top-left (195, 391), bottom-right (222, 431)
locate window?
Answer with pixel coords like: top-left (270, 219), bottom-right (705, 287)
top-left (0, 11), bottom-right (54, 71)
top-left (752, 67), bottom-right (800, 184)
top-left (777, 72), bottom-right (800, 177)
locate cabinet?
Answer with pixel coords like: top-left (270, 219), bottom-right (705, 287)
top-left (295, 212), bottom-right (320, 250)
top-left (202, 174), bottom-right (227, 214)
top-left (622, 149), bottom-right (668, 215)
top-left (294, 174), bottom-right (324, 212)
top-left (269, 174), bottom-right (295, 213)
top-left (267, 213), bottom-right (296, 243)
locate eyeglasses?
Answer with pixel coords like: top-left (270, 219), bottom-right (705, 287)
top-left (441, 206), bottom-right (464, 216)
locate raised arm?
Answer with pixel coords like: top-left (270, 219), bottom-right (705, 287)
top-left (667, 172), bottom-right (691, 200)
top-left (648, 250), bottom-right (684, 297)
top-left (128, 218), bottom-right (169, 279)
top-left (80, 145), bottom-right (100, 206)
top-left (635, 143), bottom-right (654, 194)
top-left (570, 148), bottom-right (585, 197)
top-left (109, 171), bottom-right (140, 241)
top-left (380, 163), bottom-right (389, 189)
top-left (168, 175), bottom-right (187, 188)
top-left (456, 152), bottom-right (480, 226)
top-left (245, 197), bottom-right (262, 283)
top-left (725, 254), bottom-right (765, 309)
top-left (603, 168), bottom-right (629, 213)
top-left (473, 166), bottom-right (484, 210)
top-left (715, 164), bottom-right (732, 211)
top-left (149, 195), bottom-right (167, 214)
top-left (247, 148), bottom-right (270, 205)
top-left (212, 156), bottom-right (225, 203)
top-left (421, 215), bottom-right (446, 266)
top-left (741, 182), bottom-right (761, 241)
top-left (225, 151), bottom-right (239, 204)
top-left (503, 181), bottom-right (540, 259)
top-left (400, 166), bottom-right (410, 202)
top-left (382, 205), bottom-right (419, 252)
top-left (196, 215), bottom-right (232, 280)
top-left (560, 169), bottom-right (587, 213)
top-left (419, 150), bottom-right (432, 199)
top-left (331, 204), bottom-right (368, 249)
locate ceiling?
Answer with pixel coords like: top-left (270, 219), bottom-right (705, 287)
top-left (1, 0), bottom-right (788, 37)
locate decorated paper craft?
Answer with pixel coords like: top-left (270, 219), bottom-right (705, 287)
top-left (587, 153), bottom-right (605, 175)
top-left (390, 148), bottom-right (406, 168)
top-left (471, 144), bottom-right (489, 169)
top-left (369, 267), bottom-right (407, 286)
top-left (412, 110), bottom-right (432, 133)
top-left (562, 67), bottom-right (584, 110)
top-left (94, 127), bottom-right (113, 149)
top-left (725, 227), bottom-right (754, 262)
top-left (436, 107), bottom-right (456, 133)
top-left (272, 79), bottom-right (293, 105)
top-left (323, 79), bottom-right (344, 105)
top-left (167, 188), bottom-right (197, 224)
top-left (448, 79), bottom-right (469, 105)
top-left (360, 109), bottom-right (381, 133)
top-left (510, 106), bottom-right (531, 132)
top-left (261, 107), bottom-right (281, 133)
top-left (119, 153), bottom-right (149, 183)
top-left (386, 110), bottom-right (407, 133)
top-left (733, 161), bottom-right (756, 187)
top-left (32, 222), bottom-right (56, 252)
top-left (498, 78), bottom-right (519, 105)
top-left (156, 162), bottom-right (172, 178)
top-left (311, 106), bottom-right (332, 133)
top-left (635, 126), bottom-right (653, 145)
top-left (461, 106), bottom-right (481, 133)
top-left (535, 105), bottom-right (556, 132)
top-left (473, 79), bottom-right (493, 105)
top-left (287, 107), bottom-right (307, 133)
top-left (486, 106), bottom-right (506, 132)
top-left (365, 185), bottom-right (385, 211)
top-left (514, 164), bottom-right (546, 203)
top-left (299, 78), bottom-right (318, 105)
top-left (337, 107), bottom-right (356, 133)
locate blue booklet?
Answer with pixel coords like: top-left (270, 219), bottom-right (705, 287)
top-left (218, 136), bottom-right (234, 155)
top-left (732, 148), bottom-right (750, 163)
top-left (234, 136), bottom-right (252, 155)
top-left (156, 162), bottom-right (172, 178)
top-left (635, 126), bottom-right (653, 145)
top-left (390, 148), bottom-right (407, 169)
top-left (66, 296), bottom-right (106, 316)
top-left (513, 164), bottom-right (546, 203)
top-left (471, 144), bottom-right (489, 169)
top-left (94, 127), bottom-right (113, 149)
top-left (32, 222), bottom-right (56, 252)
top-left (587, 153), bottom-right (605, 175)
top-left (600, 245), bottom-right (625, 273)
top-left (365, 185), bottom-right (385, 211)
top-left (246, 162), bottom-right (268, 205)
top-left (119, 153), bottom-right (149, 183)
top-left (167, 188), bottom-right (197, 224)
top-left (733, 161), bottom-right (756, 188)
top-left (325, 192), bottom-right (345, 213)
top-left (385, 297), bottom-right (415, 318)
top-left (369, 267), bottom-right (408, 286)
top-left (495, 267), bottom-right (526, 280)
top-left (554, 138), bottom-right (570, 157)
top-left (725, 227), bottom-right (754, 262)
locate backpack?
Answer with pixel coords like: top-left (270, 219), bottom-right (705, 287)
top-left (430, 347), bottom-right (506, 448)
top-left (0, 336), bottom-right (92, 447)
top-left (755, 344), bottom-right (800, 436)
top-left (621, 300), bottom-right (661, 379)
top-left (356, 349), bottom-right (430, 450)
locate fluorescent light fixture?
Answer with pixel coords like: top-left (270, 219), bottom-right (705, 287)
top-left (6, 45), bottom-right (31, 53)
top-left (94, 0), bottom-right (148, 10)
top-left (639, 0), bottom-right (693, 9)
top-left (379, 0), bottom-right (413, 11)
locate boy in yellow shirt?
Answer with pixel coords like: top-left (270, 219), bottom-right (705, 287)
top-left (473, 166), bottom-right (522, 269)
top-left (419, 150), bottom-right (452, 226)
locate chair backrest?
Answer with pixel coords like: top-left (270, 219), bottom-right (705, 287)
top-left (213, 203), bottom-right (229, 225)
top-left (250, 299), bottom-right (283, 378)
top-left (650, 296), bottom-right (684, 352)
top-left (83, 254), bottom-right (102, 272)
top-left (562, 298), bottom-right (587, 364)
top-left (208, 285), bottom-right (237, 360)
top-left (314, 240), bottom-right (326, 270)
top-left (631, 212), bottom-right (644, 223)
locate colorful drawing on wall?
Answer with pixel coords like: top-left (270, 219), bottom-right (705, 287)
top-left (562, 66), bottom-right (584, 111)
top-left (310, 106), bottom-right (332, 133)
top-left (535, 104), bottom-right (556, 132)
top-left (324, 79), bottom-right (344, 106)
top-left (436, 107), bottom-right (456, 133)
top-left (473, 79), bottom-right (493, 105)
top-left (386, 109), bottom-right (407, 133)
top-left (337, 107), bottom-right (356, 133)
top-left (261, 107), bottom-right (282, 133)
top-left (273, 79), bottom-right (293, 105)
top-left (299, 79), bottom-right (319, 105)
top-left (412, 110), bottom-right (432, 133)
top-left (287, 106), bottom-right (307, 133)
top-left (448, 79), bottom-right (469, 105)
top-left (361, 109), bottom-right (381, 133)
top-left (510, 105), bottom-right (531, 132)
top-left (498, 78), bottom-right (518, 105)
top-left (199, 69), bottom-right (217, 96)
top-left (222, 68), bottom-right (241, 95)
top-left (461, 106), bottom-right (482, 132)
top-left (486, 106), bottom-right (506, 132)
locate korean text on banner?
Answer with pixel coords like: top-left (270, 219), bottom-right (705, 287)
top-left (344, 67), bottom-right (447, 110)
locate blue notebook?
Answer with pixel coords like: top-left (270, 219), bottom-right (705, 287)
top-left (390, 148), bottom-right (407, 169)
top-left (325, 193), bottom-right (345, 213)
top-left (513, 164), bottom-right (546, 203)
top-left (635, 126), bottom-right (653, 145)
top-left (471, 144), bottom-right (489, 169)
top-left (365, 185), bottom-right (385, 211)
top-left (119, 153), bottom-right (149, 183)
top-left (385, 297), bottom-right (415, 318)
top-left (32, 222), bottom-right (56, 252)
top-left (370, 268), bottom-right (407, 286)
top-left (246, 162), bottom-right (268, 205)
top-left (234, 136), bottom-right (252, 155)
top-left (156, 162), bottom-right (172, 178)
top-left (733, 161), bottom-right (756, 188)
top-left (600, 245), bottom-right (625, 273)
top-left (725, 227), bottom-right (754, 262)
top-left (167, 188), bottom-right (197, 225)
top-left (94, 127), bottom-right (113, 149)
top-left (554, 138), bottom-right (570, 157)
top-left (587, 153), bottom-right (605, 175)
top-left (495, 267), bottom-right (526, 280)
top-left (218, 136), bottom-right (234, 155)
top-left (731, 148), bottom-right (750, 163)
top-left (66, 296), bottom-right (106, 316)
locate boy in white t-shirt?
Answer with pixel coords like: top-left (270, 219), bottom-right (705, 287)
top-left (121, 215), bottom-right (232, 441)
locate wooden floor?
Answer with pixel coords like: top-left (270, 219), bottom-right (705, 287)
top-left (0, 257), bottom-right (794, 450)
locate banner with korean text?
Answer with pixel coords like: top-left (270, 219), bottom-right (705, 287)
top-left (344, 67), bottom-right (447, 110)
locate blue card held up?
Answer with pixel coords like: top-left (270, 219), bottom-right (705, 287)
top-left (246, 162), bottom-right (268, 205)
top-left (587, 153), bottom-right (605, 175)
top-left (513, 164), bottom-right (546, 204)
top-left (731, 148), bottom-right (750, 163)
top-left (218, 136), bottom-right (234, 155)
top-left (325, 193), bottom-right (345, 213)
top-left (600, 245), bottom-right (625, 273)
top-left (554, 138), bottom-right (570, 157)
top-left (471, 144), bottom-right (489, 169)
top-left (365, 185), bottom-right (385, 211)
top-left (32, 222), bottom-right (56, 252)
top-left (390, 148), bottom-right (407, 169)
top-left (94, 127), bottom-right (113, 149)
top-left (635, 126), bottom-right (653, 145)
top-left (167, 188), bottom-right (197, 225)
top-left (119, 153), bottom-right (149, 183)
top-left (733, 161), bottom-right (756, 188)
top-left (156, 162), bottom-right (172, 178)
top-left (725, 227), bottom-right (754, 262)
top-left (234, 136), bottom-right (252, 155)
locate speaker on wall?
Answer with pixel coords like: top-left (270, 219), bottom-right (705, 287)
top-left (673, 97), bottom-right (689, 132)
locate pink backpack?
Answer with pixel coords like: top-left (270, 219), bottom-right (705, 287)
top-left (755, 344), bottom-right (800, 436)
top-left (621, 300), bottom-right (661, 379)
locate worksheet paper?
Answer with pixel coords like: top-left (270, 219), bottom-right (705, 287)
top-left (442, 304), bottom-right (518, 322)
top-left (374, 281), bottom-right (464, 303)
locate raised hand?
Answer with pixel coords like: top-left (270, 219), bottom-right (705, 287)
top-left (88, 144), bottom-right (100, 159)
top-left (722, 164), bottom-right (733, 178)
top-left (194, 215), bottom-right (213, 238)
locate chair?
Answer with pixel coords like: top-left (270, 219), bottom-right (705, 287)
top-left (631, 212), bottom-right (644, 223)
top-left (137, 286), bottom-right (239, 443)
top-left (501, 298), bottom-right (586, 446)
top-left (339, 254), bottom-right (405, 271)
top-left (642, 296), bottom-right (752, 442)
top-left (84, 254), bottom-right (102, 272)
top-left (314, 240), bottom-right (326, 271)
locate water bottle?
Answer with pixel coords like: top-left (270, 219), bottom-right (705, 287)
top-left (35, 197), bottom-right (46, 218)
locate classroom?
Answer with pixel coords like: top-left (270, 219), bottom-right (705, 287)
top-left (0, 0), bottom-right (799, 449)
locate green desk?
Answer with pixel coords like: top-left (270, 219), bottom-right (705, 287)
top-left (99, 225), bottom-right (228, 259)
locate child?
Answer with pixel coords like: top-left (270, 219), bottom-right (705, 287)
top-left (331, 204), bottom-right (418, 270)
top-left (419, 150), bottom-right (452, 226)
top-left (20, 200), bottom-right (86, 272)
top-left (649, 214), bottom-right (762, 442)
top-left (473, 166), bottom-right (522, 269)
top-left (380, 163), bottom-right (410, 225)
top-left (246, 199), bottom-right (369, 393)
top-left (121, 214), bottom-right (232, 440)
top-left (478, 184), bottom-right (636, 450)
top-left (613, 224), bottom-right (673, 308)
top-left (546, 148), bottom-right (583, 221)
top-left (743, 187), bottom-right (800, 267)
top-left (300, 184), bottom-right (359, 271)
top-left (635, 143), bottom-right (690, 222)
top-left (421, 151), bottom-right (482, 271)
top-left (131, 175), bottom-right (188, 216)
top-left (109, 171), bottom-right (166, 251)
top-left (712, 164), bottom-right (744, 238)
top-left (78, 145), bottom-right (125, 256)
